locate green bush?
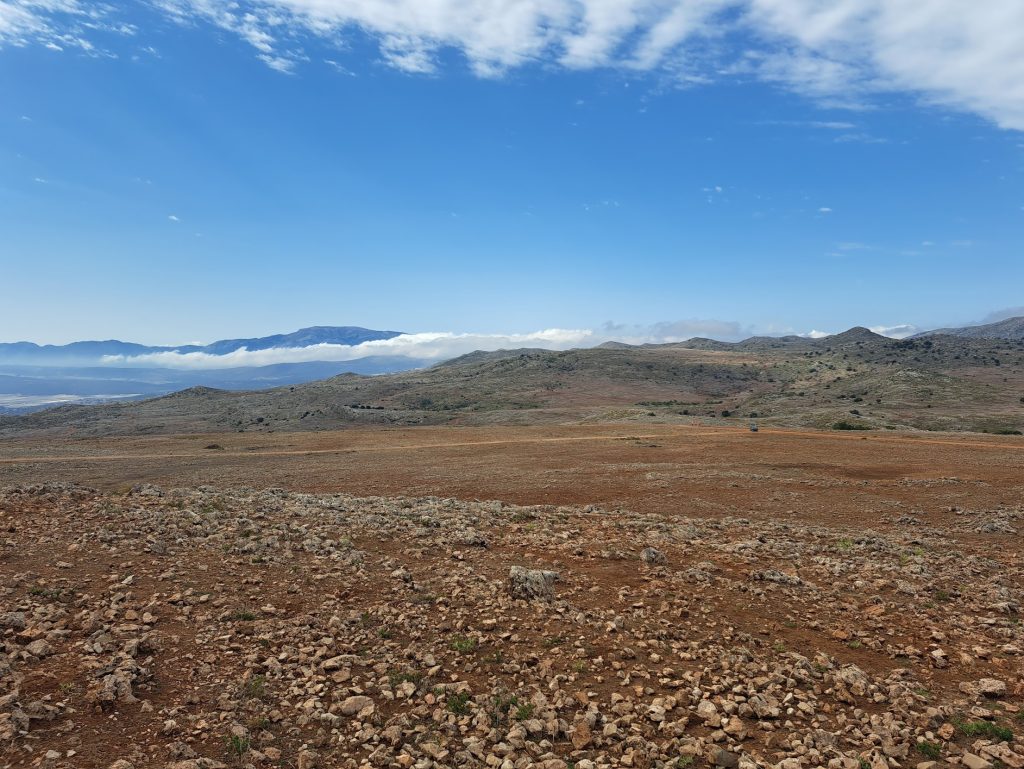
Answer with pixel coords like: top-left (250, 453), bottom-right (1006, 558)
top-left (958, 720), bottom-right (1012, 741)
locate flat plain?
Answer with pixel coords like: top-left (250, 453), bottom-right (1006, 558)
top-left (2, 424), bottom-right (1024, 768)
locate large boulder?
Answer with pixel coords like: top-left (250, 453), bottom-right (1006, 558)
top-left (507, 566), bottom-right (559, 601)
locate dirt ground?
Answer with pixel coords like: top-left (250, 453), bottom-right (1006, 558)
top-left (2, 425), bottom-right (1024, 769)
top-left (1, 424), bottom-right (1022, 529)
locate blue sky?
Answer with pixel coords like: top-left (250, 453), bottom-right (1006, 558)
top-left (2, 0), bottom-right (1023, 349)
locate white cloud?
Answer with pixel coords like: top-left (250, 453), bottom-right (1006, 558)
top-left (868, 324), bottom-right (919, 339)
top-left (0, 0), bottom-right (129, 54)
top-left (167, 214), bottom-right (179, 221)
top-left (6, 1), bottom-right (1024, 130)
top-left (99, 320), bottom-right (763, 370)
top-left (102, 329), bottom-right (597, 369)
top-left (818, 206), bottom-right (832, 213)
top-left (979, 306), bottom-right (1024, 324)
top-left (79, 317), bottom-right (931, 370)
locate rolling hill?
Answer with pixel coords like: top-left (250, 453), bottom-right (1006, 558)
top-left (3, 327), bottom-right (1023, 436)
top-left (912, 315), bottom-right (1024, 341)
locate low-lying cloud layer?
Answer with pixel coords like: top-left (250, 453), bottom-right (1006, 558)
top-left (3, 0), bottom-right (1023, 130)
top-left (99, 320), bottom-right (915, 370)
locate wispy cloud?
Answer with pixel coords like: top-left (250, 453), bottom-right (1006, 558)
top-left (979, 306), bottom-right (1024, 324)
top-left (102, 329), bottom-right (598, 369)
top-left (0, 0), bottom-right (130, 55)
top-left (99, 320), bottom-right (760, 369)
top-left (6, 1), bottom-right (1024, 130)
top-left (869, 323), bottom-right (919, 339)
top-left (97, 318), bottom-right (926, 370)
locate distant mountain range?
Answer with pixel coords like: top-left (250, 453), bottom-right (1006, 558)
top-left (5, 323), bottom-right (1023, 436)
top-left (0, 326), bottom-right (427, 413)
top-left (2, 318), bottom-right (1023, 415)
top-left (911, 315), bottom-right (1024, 341)
top-left (0, 326), bottom-right (404, 366)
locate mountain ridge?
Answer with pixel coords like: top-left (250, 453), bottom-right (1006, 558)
top-left (4, 325), bottom-right (1023, 436)
top-left (0, 326), bottom-right (404, 365)
top-left (911, 315), bottom-right (1024, 341)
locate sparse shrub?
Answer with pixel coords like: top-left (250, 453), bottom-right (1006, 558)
top-left (833, 420), bottom-right (871, 431)
top-left (451, 635), bottom-right (477, 653)
top-left (447, 691), bottom-right (471, 714)
top-left (958, 720), bottom-right (1012, 741)
top-left (240, 674), bottom-right (266, 700)
top-left (227, 609), bottom-right (256, 622)
top-left (514, 703), bottom-right (535, 721)
top-left (226, 734), bottom-right (250, 756)
top-left (29, 586), bottom-right (63, 601)
top-left (916, 741), bottom-right (942, 759)
top-left (388, 670), bottom-right (422, 687)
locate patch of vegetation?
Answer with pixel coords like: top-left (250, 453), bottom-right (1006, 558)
top-left (447, 691), bottom-right (471, 715)
top-left (676, 757), bottom-right (695, 768)
top-left (514, 702), bottom-right (535, 721)
top-left (388, 670), bottom-right (422, 687)
top-left (28, 586), bottom-right (64, 601)
top-left (240, 674), bottom-right (267, 700)
top-left (489, 692), bottom-right (519, 723)
top-left (226, 735), bottom-right (250, 756)
top-left (958, 720), bottom-right (1013, 741)
top-left (916, 742), bottom-right (942, 760)
top-left (227, 609), bottom-right (256, 622)
top-left (450, 635), bottom-right (478, 654)
top-left (832, 420), bottom-right (871, 431)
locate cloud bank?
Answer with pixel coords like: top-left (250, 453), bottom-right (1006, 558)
top-left (99, 320), bottom-right (917, 370)
top-left (3, 0), bottom-right (1023, 129)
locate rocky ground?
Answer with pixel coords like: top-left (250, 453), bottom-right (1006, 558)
top-left (2, 482), bottom-right (1023, 769)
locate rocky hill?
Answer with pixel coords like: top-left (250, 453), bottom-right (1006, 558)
top-left (913, 315), bottom-right (1024, 341)
top-left (2, 327), bottom-right (1023, 437)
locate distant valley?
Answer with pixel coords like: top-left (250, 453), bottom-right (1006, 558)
top-left (4, 319), bottom-right (1024, 436)
top-left (0, 326), bottom-right (432, 413)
